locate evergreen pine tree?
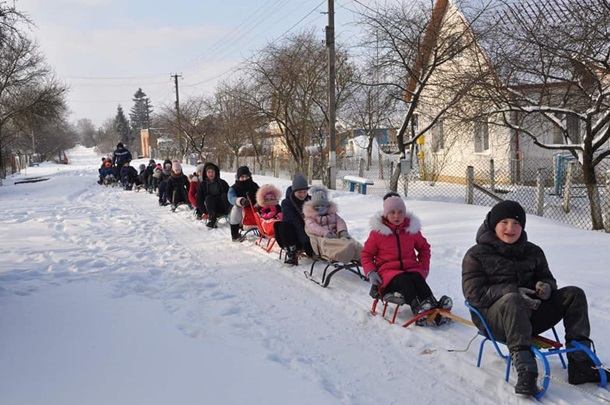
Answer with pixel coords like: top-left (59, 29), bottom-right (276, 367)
top-left (114, 105), bottom-right (132, 146)
top-left (129, 88), bottom-right (153, 132)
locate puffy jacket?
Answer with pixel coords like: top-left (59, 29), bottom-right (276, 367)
top-left (280, 186), bottom-right (310, 246)
top-left (302, 201), bottom-right (347, 237)
top-left (462, 222), bottom-right (557, 310)
top-left (361, 211), bottom-right (430, 290)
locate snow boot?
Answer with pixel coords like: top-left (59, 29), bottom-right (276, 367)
top-left (284, 245), bottom-right (297, 265)
top-left (511, 348), bottom-right (538, 396)
top-left (206, 215), bottom-right (218, 229)
top-left (229, 223), bottom-right (240, 239)
top-left (567, 340), bottom-right (609, 385)
top-left (410, 296), bottom-right (437, 326)
top-left (434, 295), bottom-right (453, 326)
top-left (383, 292), bottom-right (406, 306)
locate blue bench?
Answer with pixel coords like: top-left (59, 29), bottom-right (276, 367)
top-left (343, 175), bottom-right (374, 195)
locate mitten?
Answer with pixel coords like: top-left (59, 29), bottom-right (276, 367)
top-left (518, 287), bottom-right (541, 310)
top-left (367, 270), bottom-right (382, 286)
top-left (338, 230), bottom-right (350, 239)
top-left (325, 232), bottom-right (337, 239)
top-left (240, 197), bottom-right (250, 207)
top-left (535, 281), bottom-right (552, 300)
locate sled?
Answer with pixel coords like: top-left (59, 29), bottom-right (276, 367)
top-left (304, 255), bottom-right (366, 288)
top-left (465, 301), bottom-right (607, 399)
top-left (238, 200), bottom-right (261, 242)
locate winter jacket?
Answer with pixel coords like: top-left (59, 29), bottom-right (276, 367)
top-left (361, 211), bottom-right (431, 290)
top-left (228, 178), bottom-right (260, 207)
top-left (462, 222), bottom-right (557, 310)
top-left (196, 163), bottom-right (230, 211)
top-left (302, 201), bottom-right (347, 237)
top-left (120, 165), bottom-right (138, 184)
top-left (188, 178), bottom-right (199, 207)
top-left (280, 186), bottom-right (311, 246)
top-left (165, 172), bottom-right (190, 204)
top-left (112, 147), bottom-right (132, 167)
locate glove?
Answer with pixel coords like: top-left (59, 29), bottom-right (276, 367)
top-left (325, 232), bottom-right (337, 239)
top-left (518, 287), bottom-right (541, 310)
top-left (338, 230), bottom-right (350, 239)
top-left (535, 281), bottom-right (552, 300)
top-left (240, 198), bottom-right (250, 207)
top-left (367, 270), bottom-right (382, 286)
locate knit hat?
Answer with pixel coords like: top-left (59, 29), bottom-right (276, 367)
top-left (383, 195), bottom-right (406, 216)
top-left (309, 185), bottom-right (329, 207)
top-left (149, 159), bottom-right (156, 165)
top-left (291, 172), bottom-right (309, 192)
top-left (139, 164), bottom-right (146, 171)
top-left (487, 200), bottom-right (526, 229)
top-left (117, 142), bottom-right (124, 149)
top-left (236, 166), bottom-right (252, 179)
top-left (172, 159), bottom-right (182, 173)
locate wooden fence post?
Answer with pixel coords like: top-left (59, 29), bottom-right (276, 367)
top-left (535, 168), bottom-right (545, 216)
top-left (490, 159), bottom-right (495, 192)
top-left (466, 166), bottom-right (474, 204)
top-left (308, 156), bottom-right (313, 185)
top-left (562, 161), bottom-right (574, 213)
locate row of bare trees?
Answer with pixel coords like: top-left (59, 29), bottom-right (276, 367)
top-left (0, 4), bottom-right (72, 176)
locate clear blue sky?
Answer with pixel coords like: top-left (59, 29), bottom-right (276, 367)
top-left (16, 0), bottom-right (373, 128)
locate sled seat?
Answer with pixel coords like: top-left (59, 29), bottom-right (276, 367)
top-left (465, 301), bottom-right (607, 399)
top-left (304, 256), bottom-right (365, 288)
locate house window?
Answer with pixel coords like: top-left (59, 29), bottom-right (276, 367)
top-left (474, 120), bottom-right (489, 153)
top-left (431, 119), bottom-right (444, 152)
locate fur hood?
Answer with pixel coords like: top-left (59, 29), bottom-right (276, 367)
top-left (369, 210), bottom-right (422, 236)
top-left (256, 184), bottom-right (282, 206)
top-left (302, 200), bottom-right (338, 217)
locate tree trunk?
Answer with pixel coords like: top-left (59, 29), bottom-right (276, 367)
top-left (389, 160), bottom-right (400, 192)
top-left (582, 160), bottom-right (604, 230)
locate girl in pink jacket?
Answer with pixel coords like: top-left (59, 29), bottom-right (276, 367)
top-left (361, 192), bottom-right (451, 325)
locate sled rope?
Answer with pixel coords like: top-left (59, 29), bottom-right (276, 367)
top-left (446, 332), bottom-right (479, 353)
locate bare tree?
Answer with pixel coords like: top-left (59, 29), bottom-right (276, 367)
top-left (355, 0), bottom-right (491, 190)
top-left (472, 0), bottom-right (610, 229)
top-left (243, 29), bottom-right (355, 175)
top-left (75, 118), bottom-right (97, 148)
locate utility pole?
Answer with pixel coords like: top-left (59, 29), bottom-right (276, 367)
top-left (326, 0), bottom-right (337, 189)
top-left (171, 73), bottom-right (183, 160)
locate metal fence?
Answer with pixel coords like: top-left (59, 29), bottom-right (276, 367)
top-left (233, 153), bottom-right (610, 232)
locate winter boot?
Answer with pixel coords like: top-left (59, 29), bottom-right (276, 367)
top-left (382, 292), bottom-right (406, 306)
top-left (228, 223), bottom-right (240, 239)
top-left (434, 295), bottom-right (453, 326)
top-left (511, 348), bottom-right (538, 396)
top-left (567, 340), bottom-right (609, 385)
top-left (410, 296), bottom-right (437, 326)
top-left (284, 245), bottom-right (297, 265)
top-left (206, 215), bottom-right (218, 229)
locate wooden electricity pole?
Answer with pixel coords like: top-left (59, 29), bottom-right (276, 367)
top-left (171, 73), bottom-right (183, 160)
top-left (327, 0), bottom-right (337, 189)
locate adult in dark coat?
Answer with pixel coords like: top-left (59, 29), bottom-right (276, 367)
top-left (165, 160), bottom-right (191, 209)
top-left (274, 172), bottom-right (313, 264)
top-left (462, 200), bottom-right (608, 396)
top-left (112, 142), bottom-right (132, 178)
top-left (195, 162), bottom-right (231, 228)
top-left (227, 166), bottom-right (260, 241)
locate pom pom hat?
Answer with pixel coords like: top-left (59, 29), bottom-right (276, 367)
top-left (383, 195), bottom-right (406, 216)
top-left (172, 159), bottom-right (182, 173)
top-left (309, 185), bottom-right (329, 207)
top-left (487, 200), bottom-right (526, 229)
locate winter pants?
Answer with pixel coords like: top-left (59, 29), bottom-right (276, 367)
top-left (274, 221), bottom-right (314, 257)
top-left (475, 286), bottom-right (590, 352)
top-left (205, 194), bottom-right (231, 218)
top-left (230, 205), bottom-right (243, 226)
top-left (383, 272), bottom-right (433, 308)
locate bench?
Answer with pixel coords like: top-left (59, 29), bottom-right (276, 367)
top-left (343, 175), bottom-right (374, 195)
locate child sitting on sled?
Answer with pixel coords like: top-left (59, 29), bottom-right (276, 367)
top-left (303, 185), bottom-right (362, 264)
top-left (361, 192), bottom-right (452, 326)
top-left (256, 184), bottom-right (283, 235)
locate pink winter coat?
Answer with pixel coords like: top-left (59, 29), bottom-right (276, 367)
top-left (361, 211), bottom-right (431, 290)
top-left (303, 201), bottom-right (348, 237)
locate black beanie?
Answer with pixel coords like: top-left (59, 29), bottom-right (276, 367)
top-left (236, 166), bottom-right (251, 179)
top-left (487, 200), bottom-right (526, 229)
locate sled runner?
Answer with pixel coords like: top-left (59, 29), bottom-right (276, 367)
top-left (465, 301), bottom-right (608, 399)
top-left (304, 256), bottom-right (366, 288)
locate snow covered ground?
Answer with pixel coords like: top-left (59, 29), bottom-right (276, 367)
top-left (1, 146), bottom-right (609, 405)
